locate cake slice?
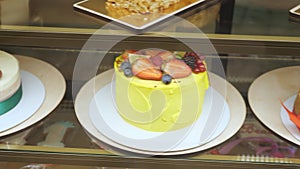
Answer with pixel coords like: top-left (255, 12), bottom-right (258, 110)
top-left (293, 89), bottom-right (300, 115)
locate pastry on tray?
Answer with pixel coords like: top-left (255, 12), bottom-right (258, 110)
top-left (106, 0), bottom-right (182, 14)
top-left (114, 49), bottom-right (210, 132)
top-left (293, 90), bottom-right (300, 116)
top-left (281, 89), bottom-right (300, 129)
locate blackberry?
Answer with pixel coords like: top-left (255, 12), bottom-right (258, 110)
top-left (183, 55), bottom-right (196, 69)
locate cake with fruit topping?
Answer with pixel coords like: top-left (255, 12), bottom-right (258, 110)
top-left (114, 49), bottom-right (209, 132)
top-left (0, 51), bottom-right (22, 115)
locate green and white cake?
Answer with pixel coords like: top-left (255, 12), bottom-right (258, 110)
top-left (0, 51), bottom-right (22, 115)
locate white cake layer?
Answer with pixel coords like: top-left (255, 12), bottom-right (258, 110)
top-left (0, 51), bottom-right (21, 101)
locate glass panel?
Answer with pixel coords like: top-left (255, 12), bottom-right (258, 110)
top-left (0, 45), bottom-right (299, 167)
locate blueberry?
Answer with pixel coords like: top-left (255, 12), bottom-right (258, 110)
top-left (121, 61), bottom-right (131, 71)
top-left (162, 74), bottom-right (172, 84)
top-left (123, 68), bottom-right (133, 77)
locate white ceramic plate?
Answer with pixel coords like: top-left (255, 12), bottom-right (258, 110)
top-left (0, 55), bottom-right (66, 137)
top-left (89, 84), bottom-right (230, 152)
top-left (75, 69), bottom-right (246, 155)
top-left (0, 71), bottom-right (45, 132)
top-left (249, 66), bottom-right (300, 145)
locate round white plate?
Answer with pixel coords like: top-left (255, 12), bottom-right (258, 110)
top-left (75, 69), bottom-right (246, 155)
top-left (280, 95), bottom-right (300, 141)
top-left (0, 55), bottom-right (66, 137)
top-left (89, 84), bottom-right (230, 152)
top-left (0, 71), bottom-right (45, 132)
top-left (248, 66), bottom-right (300, 145)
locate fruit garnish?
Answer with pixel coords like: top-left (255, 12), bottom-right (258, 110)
top-left (132, 58), bottom-right (162, 80)
top-left (128, 53), bottom-right (151, 63)
top-left (117, 50), bottom-right (207, 83)
top-left (280, 99), bottom-right (300, 129)
top-left (195, 62), bottom-right (206, 73)
top-left (139, 49), bottom-right (162, 57)
top-left (162, 74), bottom-right (172, 84)
top-left (119, 61), bottom-right (133, 77)
top-left (163, 59), bottom-right (192, 78)
top-left (174, 51), bottom-right (186, 58)
top-left (183, 55), bottom-right (196, 70)
top-left (123, 68), bottom-right (133, 77)
top-left (183, 52), bottom-right (206, 74)
top-left (156, 51), bottom-right (175, 62)
top-left (185, 52), bottom-right (199, 58)
top-left (150, 55), bottom-right (163, 68)
top-left (120, 61), bottom-right (131, 70)
top-left (122, 49), bottom-right (137, 60)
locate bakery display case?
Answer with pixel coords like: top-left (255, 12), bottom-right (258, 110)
top-left (0, 0), bottom-right (300, 168)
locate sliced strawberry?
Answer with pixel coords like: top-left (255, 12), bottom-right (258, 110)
top-left (135, 68), bottom-right (162, 80)
top-left (150, 55), bottom-right (163, 67)
top-left (139, 49), bottom-right (162, 57)
top-left (122, 50), bottom-right (137, 60)
top-left (128, 53), bottom-right (150, 63)
top-left (157, 51), bottom-right (175, 62)
top-left (163, 59), bottom-right (192, 78)
top-left (132, 58), bottom-right (162, 80)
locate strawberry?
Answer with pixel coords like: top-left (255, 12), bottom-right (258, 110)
top-left (122, 49), bottom-right (137, 60)
top-left (132, 58), bottom-right (162, 80)
top-left (150, 55), bottom-right (163, 67)
top-left (156, 51), bottom-right (175, 62)
top-left (128, 53), bottom-right (150, 63)
top-left (163, 59), bottom-right (192, 78)
top-left (139, 49), bottom-right (162, 57)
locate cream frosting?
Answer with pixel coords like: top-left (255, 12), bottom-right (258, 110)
top-left (114, 56), bottom-right (209, 132)
top-left (0, 51), bottom-right (21, 102)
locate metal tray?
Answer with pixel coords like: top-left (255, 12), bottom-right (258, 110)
top-left (73, 0), bottom-right (207, 30)
top-left (289, 4), bottom-right (300, 24)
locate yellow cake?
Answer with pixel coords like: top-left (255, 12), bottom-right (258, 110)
top-left (114, 49), bottom-right (209, 132)
top-left (0, 51), bottom-right (22, 115)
